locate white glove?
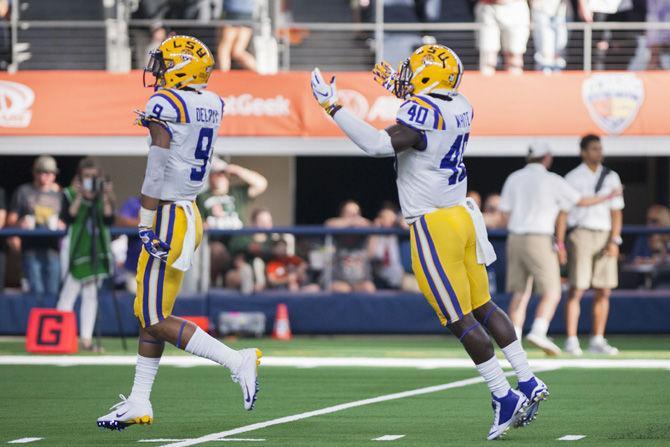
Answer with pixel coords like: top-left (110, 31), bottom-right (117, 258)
top-left (310, 68), bottom-right (341, 116)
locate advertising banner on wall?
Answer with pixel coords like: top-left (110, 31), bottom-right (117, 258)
top-left (0, 71), bottom-right (667, 137)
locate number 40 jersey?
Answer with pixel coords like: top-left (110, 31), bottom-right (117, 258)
top-left (394, 93), bottom-right (474, 224)
top-left (144, 87), bottom-right (224, 202)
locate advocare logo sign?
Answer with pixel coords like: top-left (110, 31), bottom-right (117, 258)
top-left (0, 80), bottom-right (34, 128)
top-left (339, 89), bottom-right (402, 122)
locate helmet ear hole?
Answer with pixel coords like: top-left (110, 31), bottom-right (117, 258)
top-left (421, 77), bottom-right (430, 84)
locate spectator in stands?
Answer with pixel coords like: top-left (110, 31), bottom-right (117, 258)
top-left (382, 0), bottom-right (425, 67)
top-left (227, 207), bottom-right (285, 293)
top-left (325, 200), bottom-right (376, 293)
top-left (499, 142), bottom-right (616, 355)
top-left (115, 195), bottom-right (142, 293)
top-left (475, 0), bottom-right (530, 74)
top-left (0, 187), bottom-right (5, 291)
top-left (368, 204), bottom-right (404, 290)
top-left (531, 0), bottom-right (573, 72)
top-left (629, 204), bottom-right (670, 266)
top-left (483, 193), bottom-right (505, 229)
top-left (586, 0), bottom-right (642, 70)
top-left (217, 0), bottom-right (257, 71)
top-left (647, 0), bottom-right (670, 69)
top-left (0, 0), bottom-right (10, 70)
top-left (197, 157), bottom-right (268, 287)
top-left (467, 190), bottom-right (482, 209)
top-left (564, 134), bottom-right (626, 355)
top-left (7, 155), bottom-right (64, 298)
top-left (56, 158), bottom-right (115, 351)
top-left (130, 0), bottom-right (171, 69)
top-left (266, 239), bottom-right (319, 292)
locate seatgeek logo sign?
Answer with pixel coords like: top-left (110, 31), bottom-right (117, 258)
top-left (0, 80), bottom-right (34, 128)
top-left (223, 94), bottom-right (291, 116)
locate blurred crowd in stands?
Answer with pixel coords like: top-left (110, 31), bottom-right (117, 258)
top-left (126, 0), bottom-right (670, 73)
top-left (1, 146), bottom-right (670, 299)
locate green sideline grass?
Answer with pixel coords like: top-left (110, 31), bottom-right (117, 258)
top-left (1, 334), bottom-right (669, 359)
top-left (1, 365), bottom-right (669, 446)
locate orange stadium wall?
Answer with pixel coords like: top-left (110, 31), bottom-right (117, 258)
top-left (0, 71), bottom-right (666, 137)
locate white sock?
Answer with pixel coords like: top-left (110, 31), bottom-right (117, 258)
top-left (475, 356), bottom-right (511, 398)
top-left (590, 335), bottom-right (604, 345)
top-left (129, 355), bottom-right (160, 402)
top-left (529, 318), bottom-right (549, 337)
top-left (566, 335), bottom-right (579, 345)
top-left (184, 327), bottom-right (242, 372)
top-left (514, 326), bottom-right (523, 341)
top-left (502, 340), bottom-right (534, 382)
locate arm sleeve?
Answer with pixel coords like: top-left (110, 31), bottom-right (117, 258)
top-left (607, 172), bottom-right (625, 210)
top-left (332, 108), bottom-right (395, 158)
top-left (556, 176), bottom-right (582, 211)
top-left (498, 178), bottom-right (513, 213)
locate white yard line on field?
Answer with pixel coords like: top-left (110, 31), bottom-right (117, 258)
top-left (558, 435), bottom-right (586, 441)
top-left (155, 367), bottom-right (557, 447)
top-left (372, 435), bottom-right (406, 441)
top-left (0, 355), bottom-right (669, 370)
top-left (138, 439), bottom-right (265, 443)
top-left (7, 438), bottom-right (43, 444)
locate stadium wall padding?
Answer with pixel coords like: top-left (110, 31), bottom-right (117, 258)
top-left (0, 291), bottom-right (669, 336)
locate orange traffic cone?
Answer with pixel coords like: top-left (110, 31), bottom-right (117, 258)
top-left (272, 303), bottom-right (292, 341)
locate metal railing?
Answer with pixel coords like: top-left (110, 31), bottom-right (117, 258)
top-left (6, 6), bottom-right (670, 72)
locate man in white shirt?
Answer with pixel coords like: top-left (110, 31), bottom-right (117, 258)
top-left (499, 143), bottom-right (614, 355)
top-left (564, 134), bottom-right (624, 355)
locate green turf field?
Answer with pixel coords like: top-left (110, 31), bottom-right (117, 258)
top-left (1, 335), bottom-right (669, 446)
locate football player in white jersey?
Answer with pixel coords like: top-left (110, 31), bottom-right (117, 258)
top-left (311, 45), bottom-right (548, 440)
top-left (97, 36), bottom-right (261, 431)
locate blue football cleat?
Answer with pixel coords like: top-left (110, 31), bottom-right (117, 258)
top-left (487, 389), bottom-right (528, 440)
top-left (516, 376), bottom-right (549, 427)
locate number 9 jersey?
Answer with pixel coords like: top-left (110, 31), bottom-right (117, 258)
top-left (395, 92), bottom-right (473, 224)
top-left (144, 87), bottom-right (224, 202)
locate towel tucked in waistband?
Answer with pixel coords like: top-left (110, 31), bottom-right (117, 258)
top-left (171, 201), bottom-right (197, 272)
top-left (461, 197), bottom-right (497, 266)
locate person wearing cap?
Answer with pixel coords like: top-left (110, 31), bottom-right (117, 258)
top-left (498, 143), bottom-right (616, 355)
top-left (7, 155), bottom-right (64, 297)
top-left (196, 157), bottom-right (268, 287)
top-left (563, 134), bottom-right (625, 355)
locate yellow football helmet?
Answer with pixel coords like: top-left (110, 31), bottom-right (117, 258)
top-left (144, 35), bottom-right (214, 90)
top-left (393, 44), bottom-right (463, 99)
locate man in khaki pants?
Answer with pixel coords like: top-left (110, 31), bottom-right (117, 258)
top-left (500, 143), bottom-right (616, 355)
top-left (564, 135), bottom-right (624, 355)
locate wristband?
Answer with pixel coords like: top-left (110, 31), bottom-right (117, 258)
top-left (326, 104), bottom-right (342, 117)
top-left (139, 207), bottom-right (156, 228)
top-left (610, 235), bottom-right (623, 246)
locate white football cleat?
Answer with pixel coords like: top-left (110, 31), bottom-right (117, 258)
top-left (487, 389), bottom-right (528, 440)
top-left (231, 348), bottom-right (262, 411)
top-left (588, 337), bottom-right (619, 355)
top-left (525, 332), bottom-right (561, 356)
top-left (97, 394), bottom-right (153, 431)
top-left (564, 336), bottom-right (583, 356)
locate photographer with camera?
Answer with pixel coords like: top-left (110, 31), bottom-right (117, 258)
top-left (56, 158), bottom-right (115, 351)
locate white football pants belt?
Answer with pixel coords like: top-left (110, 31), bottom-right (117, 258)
top-left (172, 201), bottom-right (197, 272)
top-left (461, 197), bottom-right (497, 266)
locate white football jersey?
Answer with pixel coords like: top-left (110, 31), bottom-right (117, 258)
top-left (144, 87), bottom-right (224, 202)
top-left (394, 93), bottom-right (473, 223)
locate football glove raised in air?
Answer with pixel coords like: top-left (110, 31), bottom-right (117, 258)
top-left (372, 60), bottom-right (398, 93)
top-left (310, 68), bottom-right (341, 117)
top-left (138, 226), bottom-right (170, 262)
